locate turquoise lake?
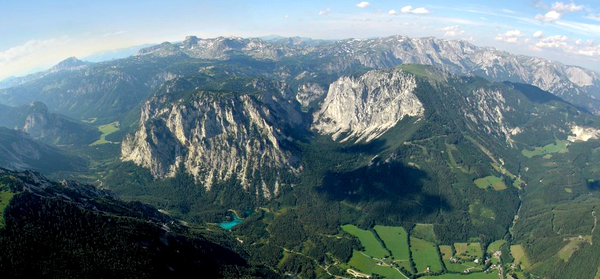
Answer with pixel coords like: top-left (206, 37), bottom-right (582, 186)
top-left (218, 212), bottom-right (243, 230)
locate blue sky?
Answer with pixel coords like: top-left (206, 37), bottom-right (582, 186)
top-left (1, 0), bottom-right (600, 80)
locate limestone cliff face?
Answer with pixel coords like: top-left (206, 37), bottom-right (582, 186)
top-left (463, 88), bottom-right (512, 140)
top-left (296, 83), bottom-right (326, 107)
top-left (121, 79), bottom-right (301, 198)
top-left (312, 69), bottom-right (424, 142)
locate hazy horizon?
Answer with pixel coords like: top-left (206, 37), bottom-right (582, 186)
top-left (1, 0), bottom-right (599, 80)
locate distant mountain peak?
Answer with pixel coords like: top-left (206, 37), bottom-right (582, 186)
top-left (50, 57), bottom-right (87, 72)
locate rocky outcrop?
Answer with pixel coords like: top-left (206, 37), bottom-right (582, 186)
top-left (312, 69), bottom-right (424, 142)
top-left (121, 78), bottom-right (301, 197)
top-left (568, 125), bottom-right (600, 142)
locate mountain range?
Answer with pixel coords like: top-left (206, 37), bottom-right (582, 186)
top-left (0, 35), bottom-right (599, 279)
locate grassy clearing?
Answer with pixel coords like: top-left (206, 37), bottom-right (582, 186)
top-left (446, 144), bottom-right (471, 174)
top-left (347, 251), bottom-right (405, 279)
top-left (410, 237), bottom-right (442, 273)
top-left (469, 202), bottom-right (495, 220)
top-left (0, 188), bottom-right (16, 227)
top-left (564, 188), bottom-right (573, 193)
top-left (522, 140), bottom-right (569, 158)
top-left (412, 223), bottom-right (436, 243)
top-left (374, 225), bottom-right (410, 260)
top-left (342, 225), bottom-right (388, 258)
top-left (557, 236), bottom-right (592, 261)
top-left (420, 271), bottom-right (499, 279)
top-left (474, 175), bottom-right (506, 191)
top-left (487, 240), bottom-right (506, 253)
top-left (90, 121), bottom-right (120, 146)
top-left (510, 245), bottom-right (531, 269)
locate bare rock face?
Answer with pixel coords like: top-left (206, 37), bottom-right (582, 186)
top-left (312, 69), bottom-right (424, 142)
top-left (296, 83), bottom-right (326, 107)
top-left (568, 125), bottom-right (600, 142)
top-left (461, 88), bottom-right (517, 145)
top-left (121, 79), bottom-right (301, 198)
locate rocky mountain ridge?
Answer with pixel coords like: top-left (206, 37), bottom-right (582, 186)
top-left (0, 57), bottom-right (89, 89)
top-left (137, 35), bottom-right (600, 113)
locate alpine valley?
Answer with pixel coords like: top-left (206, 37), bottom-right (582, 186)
top-left (1, 35), bottom-right (600, 279)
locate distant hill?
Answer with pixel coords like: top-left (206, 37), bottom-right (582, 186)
top-left (0, 102), bottom-right (100, 146)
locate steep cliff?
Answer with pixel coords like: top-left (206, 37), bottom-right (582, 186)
top-left (312, 69), bottom-right (424, 142)
top-left (121, 77), bottom-right (301, 198)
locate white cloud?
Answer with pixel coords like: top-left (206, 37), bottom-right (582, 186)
top-left (389, 10), bottom-right (397, 15)
top-left (535, 10), bottom-right (561, 22)
top-left (586, 14), bottom-right (600, 21)
top-left (356, 2), bottom-right (370, 8)
top-left (533, 30), bottom-right (544, 38)
top-left (495, 29), bottom-right (525, 43)
top-left (318, 8), bottom-right (331, 16)
top-left (401, 5), bottom-right (430, 14)
top-left (506, 30), bottom-right (524, 37)
top-left (535, 1), bottom-right (584, 22)
top-left (550, 2), bottom-right (583, 13)
top-left (0, 33), bottom-right (156, 80)
top-left (284, 15), bottom-right (289, 19)
top-left (0, 38), bottom-right (60, 66)
top-left (440, 26), bottom-right (464, 37)
top-left (535, 35), bottom-right (570, 49)
top-left (529, 34), bottom-right (600, 58)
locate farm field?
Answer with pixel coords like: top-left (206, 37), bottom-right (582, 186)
top-left (439, 244), bottom-right (475, 273)
top-left (487, 240), bottom-right (506, 253)
top-left (510, 245), bottom-right (531, 269)
top-left (439, 245), bottom-right (452, 260)
top-left (346, 250), bottom-right (406, 279)
top-left (421, 271), bottom-right (499, 279)
top-left (374, 225), bottom-right (410, 260)
top-left (342, 224), bottom-right (388, 258)
top-left (410, 237), bottom-right (442, 273)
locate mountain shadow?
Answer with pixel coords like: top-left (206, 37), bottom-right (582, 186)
top-left (588, 180), bottom-right (600, 191)
top-left (505, 82), bottom-right (592, 113)
top-left (316, 159), bottom-right (450, 225)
